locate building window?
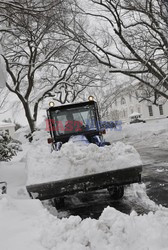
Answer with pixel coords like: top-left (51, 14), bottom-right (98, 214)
top-left (148, 106), bottom-right (153, 116)
top-left (123, 110), bottom-right (126, 117)
top-left (129, 94), bottom-right (132, 102)
top-left (115, 99), bottom-right (117, 106)
top-left (121, 97), bottom-right (126, 105)
top-left (135, 91), bottom-right (139, 100)
top-left (159, 105), bottom-right (163, 115)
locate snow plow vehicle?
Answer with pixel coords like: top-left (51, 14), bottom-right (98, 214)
top-left (26, 98), bottom-right (142, 204)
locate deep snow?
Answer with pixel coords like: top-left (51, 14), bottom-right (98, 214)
top-left (0, 195), bottom-right (168, 250)
top-left (0, 118), bottom-right (168, 250)
top-left (105, 118), bottom-right (168, 150)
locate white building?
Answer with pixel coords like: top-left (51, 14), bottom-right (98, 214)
top-left (0, 122), bottom-right (15, 137)
top-left (106, 84), bottom-right (168, 123)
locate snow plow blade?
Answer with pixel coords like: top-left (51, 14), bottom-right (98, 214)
top-left (26, 166), bottom-right (142, 200)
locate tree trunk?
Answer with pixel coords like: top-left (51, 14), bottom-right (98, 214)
top-left (17, 94), bottom-right (36, 134)
top-left (24, 103), bottom-right (36, 134)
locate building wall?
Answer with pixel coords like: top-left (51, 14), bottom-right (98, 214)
top-left (0, 123), bottom-right (15, 137)
top-left (141, 101), bottom-right (168, 121)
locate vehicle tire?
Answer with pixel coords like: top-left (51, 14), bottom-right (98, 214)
top-left (108, 185), bottom-right (124, 200)
top-left (104, 141), bottom-right (111, 146)
top-left (53, 197), bottom-right (65, 209)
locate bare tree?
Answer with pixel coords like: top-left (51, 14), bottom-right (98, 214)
top-left (0, 0), bottom-right (97, 133)
top-left (85, 74), bottom-right (123, 119)
top-left (65, 0), bottom-right (168, 102)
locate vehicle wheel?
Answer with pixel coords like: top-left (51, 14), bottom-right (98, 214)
top-left (53, 197), bottom-right (65, 209)
top-left (108, 185), bottom-right (124, 200)
top-left (104, 141), bottom-right (111, 146)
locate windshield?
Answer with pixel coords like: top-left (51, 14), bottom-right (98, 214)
top-left (50, 105), bottom-right (97, 136)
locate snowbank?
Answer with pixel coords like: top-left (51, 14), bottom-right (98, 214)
top-left (105, 118), bottom-right (168, 149)
top-left (0, 195), bottom-right (168, 250)
top-left (0, 196), bottom-right (46, 250)
top-left (26, 131), bottom-right (142, 185)
top-left (0, 162), bottom-right (28, 199)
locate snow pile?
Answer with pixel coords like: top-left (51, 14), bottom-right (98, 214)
top-left (26, 131), bottom-right (142, 184)
top-left (105, 118), bottom-right (168, 148)
top-left (0, 197), bottom-right (46, 250)
top-left (41, 206), bottom-right (168, 250)
top-left (0, 162), bottom-right (28, 199)
top-left (0, 196), bottom-right (168, 250)
top-left (125, 183), bottom-right (159, 212)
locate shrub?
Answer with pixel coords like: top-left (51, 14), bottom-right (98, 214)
top-left (0, 131), bottom-right (22, 161)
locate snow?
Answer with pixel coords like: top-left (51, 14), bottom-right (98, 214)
top-left (26, 131), bottom-right (142, 185)
top-left (0, 197), bottom-right (46, 250)
top-left (0, 195), bottom-right (168, 250)
top-left (129, 112), bottom-right (141, 117)
top-left (0, 162), bottom-right (28, 199)
top-left (105, 118), bottom-right (168, 150)
top-left (0, 118), bottom-right (168, 250)
top-left (0, 121), bottom-right (15, 127)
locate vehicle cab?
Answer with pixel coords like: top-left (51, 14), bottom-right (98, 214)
top-left (46, 99), bottom-right (107, 149)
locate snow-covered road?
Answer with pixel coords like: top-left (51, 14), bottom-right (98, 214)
top-left (138, 146), bottom-right (168, 209)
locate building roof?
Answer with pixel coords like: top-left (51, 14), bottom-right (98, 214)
top-left (129, 112), bottom-right (141, 117)
top-left (0, 121), bottom-right (15, 128)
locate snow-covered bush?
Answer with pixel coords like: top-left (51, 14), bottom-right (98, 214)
top-left (0, 130), bottom-right (22, 161)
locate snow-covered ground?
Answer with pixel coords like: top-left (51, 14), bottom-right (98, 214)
top-left (0, 195), bottom-right (168, 250)
top-left (105, 118), bottom-right (168, 150)
top-left (0, 118), bottom-right (168, 250)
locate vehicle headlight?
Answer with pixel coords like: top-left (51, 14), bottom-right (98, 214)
top-left (88, 95), bottom-right (94, 101)
top-left (49, 101), bottom-right (55, 107)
